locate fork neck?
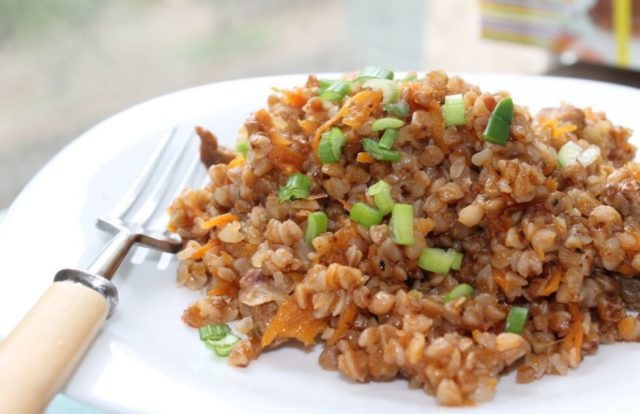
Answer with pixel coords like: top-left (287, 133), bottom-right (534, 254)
top-left (87, 231), bottom-right (139, 280)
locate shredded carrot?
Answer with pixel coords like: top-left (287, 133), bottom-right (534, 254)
top-left (356, 152), bottom-right (374, 163)
top-left (617, 262), bottom-right (635, 276)
top-left (298, 119), bottom-right (319, 136)
top-left (541, 119), bottom-right (577, 139)
top-left (493, 269), bottom-right (513, 294)
top-left (562, 303), bottom-right (583, 361)
top-left (327, 301), bottom-right (358, 346)
top-left (416, 218), bottom-right (435, 236)
top-left (337, 198), bottom-right (352, 210)
top-left (618, 316), bottom-right (638, 341)
top-left (540, 268), bottom-right (562, 296)
top-left (342, 90), bottom-right (383, 129)
top-left (254, 108), bottom-right (273, 128)
top-left (282, 88), bottom-right (307, 108)
top-left (207, 279), bottom-right (238, 297)
top-left (182, 304), bottom-right (207, 327)
top-left (201, 213), bottom-right (239, 230)
top-left (227, 154), bottom-right (245, 168)
top-left (191, 239), bottom-right (216, 260)
top-left (271, 130), bottom-right (292, 146)
top-left (287, 272), bottom-right (305, 283)
top-left (166, 223), bottom-right (177, 233)
top-left (261, 295), bottom-right (328, 347)
top-left (544, 178), bottom-right (558, 192)
top-left (311, 98), bottom-right (354, 161)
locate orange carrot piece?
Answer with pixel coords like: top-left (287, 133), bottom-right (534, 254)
top-left (356, 152), bottom-right (374, 163)
top-left (207, 279), bottom-right (238, 297)
top-left (562, 303), bottom-right (583, 361)
top-left (227, 154), bottom-right (245, 168)
top-left (540, 268), bottom-right (562, 296)
top-left (191, 240), bottom-right (216, 260)
top-left (282, 88), bottom-right (307, 108)
top-left (261, 295), bottom-right (328, 347)
top-left (202, 213), bottom-right (239, 230)
top-left (326, 301), bottom-right (358, 346)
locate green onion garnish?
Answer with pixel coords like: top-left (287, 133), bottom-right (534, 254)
top-left (483, 97), bottom-right (513, 146)
top-left (362, 138), bottom-right (402, 162)
top-left (356, 65), bottom-right (394, 81)
top-left (205, 333), bottom-right (241, 357)
top-left (442, 283), bottom-right (474, 303)
top-left (384, 101), bottom-right (410, 117)
top-left (305, 211), bottom-right (328, 244)
top-left (198, 324), bottom-right (231, 341)
top-left (367, 180), bottom-right (394, 215)
top-left (378, 128), bottom-right (399, 150)
top-left (390, 203), bottom-right (414, 245)
top-left (362, 78), bottom-right (400, 104)
top-left (320, 80), bottom-right (351, 102)
top-left (349, 202), bottom-right (384, 228)
top-left (318, 79), bottom-right (336, 91)
top-left (317, 127), bottom-right (347, 164)
top-left (278, 173), bottom-right (311, 203)
top-left (441, 94), bottom-right (466, 127)
top-left (504, 306), bottom-right (529, 334)
top-left (236, 141), bottom-right (249, 157)
top-left (403, 73), bottom-right (418, 81)
top-left (450, 250), bottom-right (464, 270)
top-left (372, 117), bottom-right (405, 132)
top-left (557, 141), bottom-right (582, 168)
top-left (418, 247), bottom-right (458, 274)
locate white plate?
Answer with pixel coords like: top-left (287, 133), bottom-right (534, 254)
top-left (1, 74), bottom-right (640, 414)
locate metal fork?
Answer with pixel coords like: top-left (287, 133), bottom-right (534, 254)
top-left (0, 126), bottom-right (206, 414)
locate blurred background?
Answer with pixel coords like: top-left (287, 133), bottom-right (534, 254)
top-left (1, 0), bottom-right (639, 211)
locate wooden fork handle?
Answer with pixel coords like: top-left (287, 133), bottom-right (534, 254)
top-left (0, 277), bottom-right (112, 414)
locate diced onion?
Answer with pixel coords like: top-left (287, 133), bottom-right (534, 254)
top-left (557, 141), bottom-right (582, 168)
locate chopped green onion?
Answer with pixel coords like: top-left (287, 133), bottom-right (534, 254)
top-left (441, 94), bottom-right (465, 127)
top-left (379, 128), bottom-right (399, 150)
top-left (362, 78), bottom-right (400, 103)
top-left (320, 80), bottom-right (351, 102)
top-left (483, 97), bottom-right (513, 146)
top-left (367, 179), bottom-right (391, 196)
top-left (317, 127), bottom-right (347, 164)
top-left (356, 65), bottom-right (394, 81)
top-left (557, 141), bottom-right (582, 168)
top-left (390, 204), bottom-right (414, 245)
top-left (362, 138), bottom-right (402, 162)
top-left (418, 247), bottom-right (457, 274)
top-left (278, 173), bottom-right (311, 203)
top-left (205, 333), bottom-right (241, 357)
top-left (236, 141), bottom-right (249, 157)
top-left (349, 202), bottom-right (384, 228)
top-left (367, 180), bottom-right (394, 214)
top-left (198, 324), bottom-right (230, 341)
top-left (384, 101), bottom-right (410, 117)
top-left (306, 211), bottom-right (328, 244)
top-left (442, 283), bottom-right (474, 303)
top-left (450, 250), bottom-right (464, 270)
top-left (318, 79), bottom-right (336, 91)
top-left (372, 117), bottom-right (405, 132)
top-left (505, 306), bottom-right (529, 334)
top-left (403, 73), bottom-right (418, 81)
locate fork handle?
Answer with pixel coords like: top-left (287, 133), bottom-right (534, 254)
top-left (0, 279), bottom-right (110, 414)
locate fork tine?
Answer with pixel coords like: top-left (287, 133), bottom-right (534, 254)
top-left (128, 130), bottom-right (195, 226)
top-left (107, 127), bottom-right (178, 220)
